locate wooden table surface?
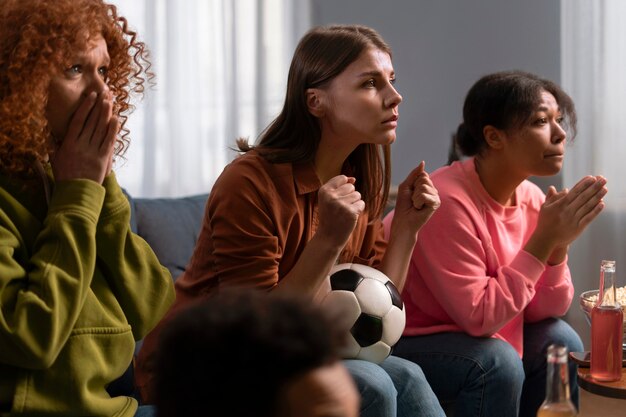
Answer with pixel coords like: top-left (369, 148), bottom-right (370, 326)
top-left (577, 367), bottom-right (626, 400)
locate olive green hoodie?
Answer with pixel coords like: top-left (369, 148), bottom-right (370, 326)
top-left (0, 172), bottom-right (174, 416)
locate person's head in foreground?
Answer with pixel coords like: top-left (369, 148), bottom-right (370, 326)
top-left (0, 0), bottom-right (150, 178)
top-left (153, 289), bottom-right (360, 417)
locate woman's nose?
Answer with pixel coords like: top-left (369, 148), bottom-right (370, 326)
top-left (384, 85), bottom-right (402, 108)
top-left (85, 73), bottom-right (109, 96)
top-left (552, 121), bottom-right (566, 143)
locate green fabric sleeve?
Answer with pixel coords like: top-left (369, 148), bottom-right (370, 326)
top-left (0, 179), bottom-right (104, 369)
top-left (96, 173), bottom-right (174, 340)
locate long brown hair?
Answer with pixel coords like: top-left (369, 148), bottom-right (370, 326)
top-left (0, 0), bottom-right (152, 175)
top-left (238, 25), bottom-right (392, 220)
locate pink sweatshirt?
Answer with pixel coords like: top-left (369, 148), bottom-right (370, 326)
top-left (383, 158), bottom-right (574, 357)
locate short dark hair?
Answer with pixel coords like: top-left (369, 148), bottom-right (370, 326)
top-left (452, 70), bottom-right (577, 158)
top-left (153, 289), bottom-right (345, 417)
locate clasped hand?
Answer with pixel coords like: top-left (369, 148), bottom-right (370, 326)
top-left (528, 175), bottom-right (607, 263)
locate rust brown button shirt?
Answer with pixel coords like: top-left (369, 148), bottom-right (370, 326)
top-left (136, 151), bottom-right (388, 401)
top-left (175, 150), bottom-right (387, 300)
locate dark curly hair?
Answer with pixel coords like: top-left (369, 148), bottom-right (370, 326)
top-left (0, 0), bottom-right (152, 175)
top-left (153, 289), bottom-right (347, 417)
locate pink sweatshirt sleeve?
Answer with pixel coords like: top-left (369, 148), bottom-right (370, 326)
top-left (410, 195), bottom-right (546, 337)
top-left (524, 260), bottom-right (574, 322)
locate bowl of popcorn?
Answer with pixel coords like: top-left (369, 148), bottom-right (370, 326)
top-left (579, 286), bottom-right (626, 349)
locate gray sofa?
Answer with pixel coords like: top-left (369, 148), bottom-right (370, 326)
top-left (128, 192), bottom-right (209, 281)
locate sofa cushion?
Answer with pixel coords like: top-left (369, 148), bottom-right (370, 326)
top-left (132, 194), bottom-right (208, 280)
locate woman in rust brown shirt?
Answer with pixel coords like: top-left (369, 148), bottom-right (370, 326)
top-left (137, 25), bottom-right (444, 417)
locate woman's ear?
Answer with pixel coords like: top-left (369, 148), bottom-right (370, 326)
top-left (483, 125), bottom-right (505, 150)
top-left (306, 88), bottom-right (325, 118)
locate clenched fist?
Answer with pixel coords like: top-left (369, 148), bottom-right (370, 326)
top-left (316, 175), bottom-right (366, 250)
top-left (393, 161), bottom-right (440, 235)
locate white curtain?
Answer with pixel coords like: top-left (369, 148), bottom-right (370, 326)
top-left (561, 0), bottom-right (626, 345)
top-left (109, 0), bottom-right (311, 197)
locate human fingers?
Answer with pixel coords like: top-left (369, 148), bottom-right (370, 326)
top-left (323, 176), bottom-right (362, 198)
top-left (99, 116), bottom-right (119, 179)
top-left (334, 179), bottom-right (356, 195)
top-left (411, 168), bottom-right (434, 190)
top-left (575, 184), bottom-right (607, 219)
top-left (567, 176), bottom-right (607, 212)
top-left (351, 198), bottom-right (366, 215)
top-left (576, 199), bottom-right (605, 231)
top-left (79, 91), bottom-right (107, 143)
top-left (563, 176), bottom-right (599, 204)
top-left (64, 92), bottom-right (98, 142)
top-left (317, 176), bottom-right (363, 247)
top-left (412, 191), bottom-right (440, 211)
top-left (544, 186), bottom-right (568, 205)
top-left (411, 182), bottom-right (438, 209)
top-left (340, 189), bottom-right (363, 205)
top-left (101, 116), bottom-right (118, 154)
top-left (105, 152), bottom-right (113, 176)
top-left (320, 176), bottom-right (361, 204)
top-left (92, 93), bottom-right (113, 148)
top-left (395, 162), bottom-right (432, 212)
top-left (323, 175), bottom-right (350, 189)
top-left (401, 161), bottom-right (425, 189)
top-left (335, 179), bottom-right (365, 209)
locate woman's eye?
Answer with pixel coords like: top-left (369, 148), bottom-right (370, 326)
top-left (98, 66), bottom-right (108, 78)
top-left (390, 78), bottom-right (396, 85)
top-left (535, 117), bottom-right (547, 125)
top-left (67, 65), bottom-right (82, 75)
top-left (364, 79), bottom-right (376, 88)
top-left (556, 116), bottom-right (564, 125)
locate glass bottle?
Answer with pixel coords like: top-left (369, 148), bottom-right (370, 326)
top-left (590, 259), bottom-right (623, 382)
top-left (536, 344), bottom-right (577, 417)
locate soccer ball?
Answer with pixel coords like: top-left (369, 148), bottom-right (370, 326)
top-left (317, 263), bottom-right (406, 364)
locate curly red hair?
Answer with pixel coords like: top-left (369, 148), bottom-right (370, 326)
top-left (0, 0), bottom-right (152, 175)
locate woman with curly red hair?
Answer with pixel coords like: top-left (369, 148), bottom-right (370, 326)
top-left (0, 1), bottom-right (174, 416)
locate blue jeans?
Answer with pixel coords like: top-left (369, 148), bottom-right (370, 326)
top-left (520, 318), bottom-right (583, 417)
top-left (134, 405), bottom-right (156, 417)
top-left (344, 355), bottom-right (445, 417)
top-left (393, 318), bottom-right (583, 417)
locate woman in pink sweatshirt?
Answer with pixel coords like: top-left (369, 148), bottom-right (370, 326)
top-left (384, 70), bottom-right (607, 417)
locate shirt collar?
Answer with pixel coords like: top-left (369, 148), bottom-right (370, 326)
top-left (292, 159), bottom-right (355, 196)
top-left (293, 160), bottom-right (321, 195)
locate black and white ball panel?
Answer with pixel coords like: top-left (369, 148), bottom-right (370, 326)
top-left (351, 314), bottom-right (383, 347)
top-left (319, 263), bottom-right (406, 364)
top-left (385, 281), bottom-right (403, 310)
top-left (329, 268), bottom-right (364, 292)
